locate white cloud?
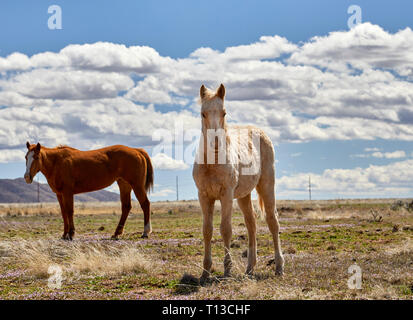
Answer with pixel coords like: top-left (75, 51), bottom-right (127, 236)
top-left (351, 149), bottom-right (407, 159)
top-left (0, 52), bottom-right (31, 72)
top-left (1, 23), bottom-right (413, 163)
top-left (0, 97), bottom-right (199, 151)
top-left (0, 42), bottom-right (170, 73)
top-left (191, 35), bottom-right (297, 62)
top-left (150, 188), bottom-right (175, 198)
top-left (0, 149), bottom-right (25, 163)
top-left (288, 23), bottom-right (413, 77)
top-left (151, 153), bottom-right (189, 170)
top-left (278, 159), bottom-right (413, 198)
top-left (371, 150), bottom-right (406, 159)
top-left (2, 69), bottom-right (134, 100)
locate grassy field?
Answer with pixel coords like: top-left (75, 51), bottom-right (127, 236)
top-left (0, 199), bottom-right (412, 300)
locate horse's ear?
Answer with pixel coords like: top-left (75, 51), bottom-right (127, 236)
top-left (35, 143), bottom-right (41, 153)
top-left (26, 141), bottom-right (30, 149)
top-left (200, 85), bottom-right (207, 100)
top-left (216, 83), bottom-right (225, 100)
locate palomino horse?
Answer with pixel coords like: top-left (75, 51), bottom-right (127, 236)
top-left (193, 84), bottom-right (284, 280)
top-left (24, 143), bottom-right (153, 240)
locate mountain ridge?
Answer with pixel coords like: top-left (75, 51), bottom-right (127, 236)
top-left (0, 178), bottom-right (120, 203)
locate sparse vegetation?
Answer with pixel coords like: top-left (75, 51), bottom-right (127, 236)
top-left (0, 199), bottom-right (412, 300)
top-left (370, 209), bottom-right (383, 222)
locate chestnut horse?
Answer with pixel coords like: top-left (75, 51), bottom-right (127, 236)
top-left (24, 142), bottom-right (154, 240)
top-left (193, 84), bottom-right (284, 280)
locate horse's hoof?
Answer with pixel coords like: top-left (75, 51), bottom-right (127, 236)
top-left (275, 266), bottom-right (284, 276)
top-left (200, 270), bottom-right (211, 284)
top-left (141, 233), bottom-right (148, 239)
top-left (223, 273), bottom-right (232, 279)
top-left (199, 276), bottom-right (209, 285)
top-left (245, 269), bottom-right (254, 277)
top-left (111, 234), bottom-right (119, 240)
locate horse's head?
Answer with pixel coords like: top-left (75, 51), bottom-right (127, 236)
top-left (199, 84), bottom-right (226, 131)
top-left (24, 142), bottom-right (42, 184)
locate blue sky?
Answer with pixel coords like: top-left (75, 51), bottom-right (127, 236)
top-left (1, 0), bottom-right (412, 57)
top-left (0, 0), bottom-right (412, 201)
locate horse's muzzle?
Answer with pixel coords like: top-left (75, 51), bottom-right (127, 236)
top-left (24, 174), bottom-right (32, 184)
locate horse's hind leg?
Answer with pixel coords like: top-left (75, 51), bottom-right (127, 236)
top-left (237, 193), bottom-right (257, 275)
top-left (256, 179), bottom-right (284, 275)
top-left (132, 186), bottom-right (151, 238)
top-left (112, 179), bottom-right (132, 239)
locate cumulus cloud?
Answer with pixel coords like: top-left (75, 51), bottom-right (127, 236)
top-left (150, 188), bottom-right (175, 198)
top-left (288, 23), bottom-right (413, 77)
top-left (151, 153), bottom-right (189, 170)
top-left (2, 69), bottom-right (134, 100)
top-left (0, 149), bottom-right (25, 163)
top-left (352, 149), bottom-right (407, 159)
top-left (0, 42), bottom-right (170, 73)
top-left (371, 151), bottom-right (406, 159)
top-left (277, 159), bottom-right (413, 198)
top-left (0, 97), bottom-right (199, 151)
top-left (191, 35), bottom-right (297, 62)
top-left (1, 23), bottom-right (413, 162)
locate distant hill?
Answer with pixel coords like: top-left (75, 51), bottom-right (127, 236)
top-left (0, 178), bottom-right (120, 203)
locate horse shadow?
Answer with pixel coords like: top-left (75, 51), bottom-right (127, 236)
top-left (173, 270), bottom-right (273, 295)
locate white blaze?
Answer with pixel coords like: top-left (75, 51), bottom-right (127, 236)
top-left (25, 151), bottom-right (34, 180)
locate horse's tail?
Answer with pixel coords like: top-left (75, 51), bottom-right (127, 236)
top-left (139, 149), bottom-right (154, 193)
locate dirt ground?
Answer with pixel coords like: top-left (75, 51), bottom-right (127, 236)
top-left (0, 198), bottom-right (412, 300)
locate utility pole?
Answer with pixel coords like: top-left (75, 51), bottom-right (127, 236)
top-left (37, 175), bottom-right (40, 203)
top-left (308, 175), bottom-right (312, 201)
top-left (176, 176), bottom-right (179, 201)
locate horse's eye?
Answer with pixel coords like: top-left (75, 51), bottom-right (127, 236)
top-left (202, 113), bottom-right (206, 118)
top-left (223, 112), bottom-right (226, 117)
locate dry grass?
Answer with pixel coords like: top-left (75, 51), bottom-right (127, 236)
top-left (0, 239), bottom-right (156, 279)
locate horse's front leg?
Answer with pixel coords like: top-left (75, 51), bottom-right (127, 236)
top-left (220, 189), bottom-right (234, 278)
top-left (199, 193), bottom-right (215, 282)
top-left (57, 194), bottom-right (69, 240)
top-left (62, 193), bottom-right (75, 240)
